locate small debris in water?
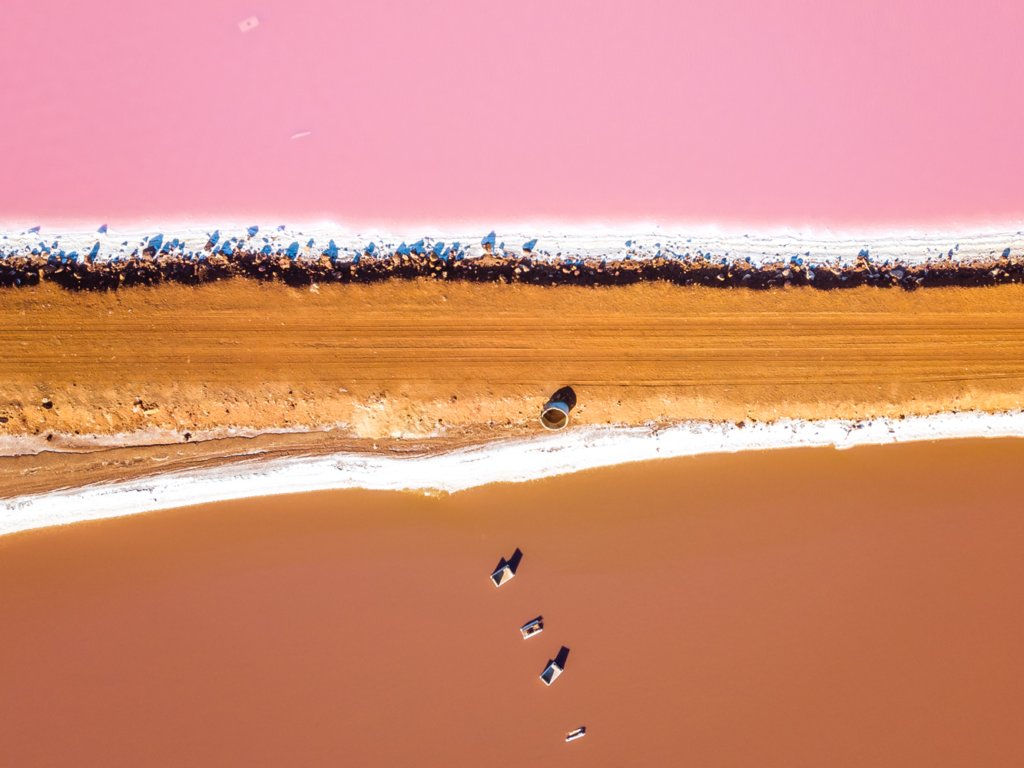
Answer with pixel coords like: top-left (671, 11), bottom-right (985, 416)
top-left (520, 616), bottom-right (543, 639)
top-left (565, 727), bottom-right (586, 742)
top-left (540, 646), bottom-right (569, 686)
top-left (238, 16), bottom-right (259, 32)
top-left (490, 547), bottom-right (522, 587)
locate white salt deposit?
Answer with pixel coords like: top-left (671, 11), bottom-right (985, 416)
top-left (1, 223), bottom-right (1023, 267)
top-left (2, 410), bottom-right (1023, 537)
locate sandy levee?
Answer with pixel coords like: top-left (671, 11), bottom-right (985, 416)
top-left (2, 278), bottom-right (1024, 499)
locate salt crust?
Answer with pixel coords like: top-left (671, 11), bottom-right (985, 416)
top-left (2, 223), bottom-right (1023, 267)
top-left (2, 411), bottom-right (1022, 537)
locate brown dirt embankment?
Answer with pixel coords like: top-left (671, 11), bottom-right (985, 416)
top-left (2, 279), bottom-right (1024, 498)
top-left (1, 243), bottom-right (1022, 290)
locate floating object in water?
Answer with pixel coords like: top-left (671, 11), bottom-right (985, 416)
top-left (238, 16), bottom-right (259, 32)
top-left (540, 646), bottom-right (570, 686)
top-left (565, 727), bottom-right (586, 742)
top-left (520, 616), bottom-right (543, 639)
top-left (490, 547), bottom-right (522, 587)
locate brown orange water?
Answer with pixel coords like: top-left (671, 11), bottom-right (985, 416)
top-left (2, 440), bottom-right (1023, 767)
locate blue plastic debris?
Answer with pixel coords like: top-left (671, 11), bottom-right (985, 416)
top-left (97, 224), bottom-right (107, 234)
top-left (410, 239), bottom-right (425, 255)
top-left (523, 239), bottom-right (538, 252)
top-left (260, 244), bottom-right (272, 255)
top-left (149, 234), bottom-right (164, 253)
top-left (365, 242), bottom-right (376, 255)
top-left (481, 231), bottom-right (496, 248)
top-left (221, 241), bottom-right (233, 255)
top-left (29, 226), bottom-right (40, 233)
top-left (247, 225), bottom-right (259, 237)
top-left (307, 238), bottom-right (315, 248)
top-left (87, 243), bottom-right (100, 259)
top-left (432, 241), bottom-right (445, 256)
top-left (396, 242), bottom-right (410, 256)
top-left (285, 242), bottom-right (299, 259)
top-left (324, 239), bottom-right (339, 259)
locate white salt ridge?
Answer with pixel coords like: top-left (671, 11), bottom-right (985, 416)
top-left (1, 224), bottom-right (1023, 267)
top-left (3, 410), bottom-right (1023, 537)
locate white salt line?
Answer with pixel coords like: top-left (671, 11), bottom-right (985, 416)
top-left (2, 411), bottom-right (1022, 537)
top-left (2, 223), bottom-right (1022, 267)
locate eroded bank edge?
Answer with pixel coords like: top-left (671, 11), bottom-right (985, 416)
top-left (3, 410), bottom-right (1022, 537)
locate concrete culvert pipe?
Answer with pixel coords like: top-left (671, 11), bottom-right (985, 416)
top-left (539, 386), bottom-right (577, 431)
top-left (540, 401), bottom-right (570, 431)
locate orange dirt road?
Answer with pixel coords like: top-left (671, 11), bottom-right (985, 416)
top-left (3, 280), bottom-right (1024, 496)
top-left (3, 280), bottom-right (1024, 437)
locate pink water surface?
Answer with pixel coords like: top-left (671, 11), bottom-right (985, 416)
top-left (2, 0), bottom-right (1023, 229)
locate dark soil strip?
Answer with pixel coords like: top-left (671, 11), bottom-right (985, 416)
top-left (2, 248), bottom-right (1022, 291)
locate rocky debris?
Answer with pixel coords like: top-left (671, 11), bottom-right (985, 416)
top-left (1, 248), bottom-right (1024, 291)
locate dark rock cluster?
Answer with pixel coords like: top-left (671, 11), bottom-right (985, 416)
top-left (2, 247), bottom-right (1023, 291)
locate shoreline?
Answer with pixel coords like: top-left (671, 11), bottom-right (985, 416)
top-left (3, 410), bottom-right (1024, 537)
top-left (3, 226), bottom-right (1024, 290)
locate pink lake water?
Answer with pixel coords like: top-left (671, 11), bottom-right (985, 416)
top-left (2, 0), bottom-right (1024, 229)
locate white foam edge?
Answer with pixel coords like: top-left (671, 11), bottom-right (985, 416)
top-left (2, 223), bottom-right (1024, 267)
top-left (3, 410), bottom-right (1022, 537)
